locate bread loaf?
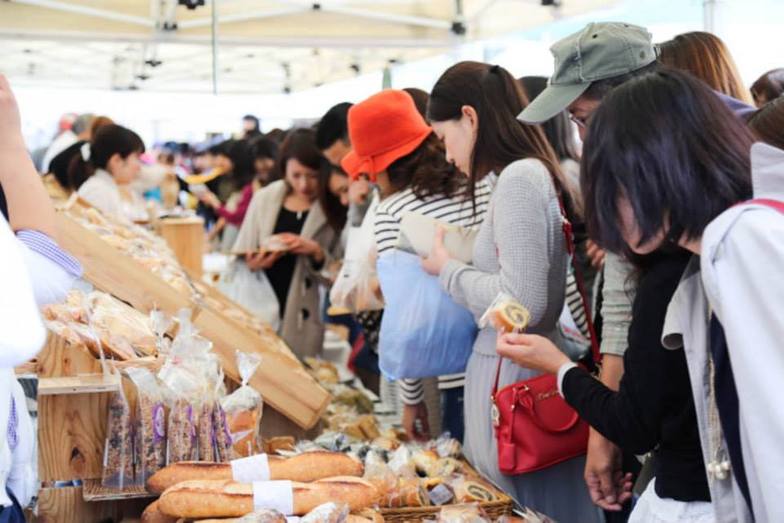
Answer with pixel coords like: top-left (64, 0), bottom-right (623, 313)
top-left (148, 451), bottom-right (364, 494)
top-left (158, 477), bottom-right (379, 519)
top-left (194, 509), bottom-right (287, 523)
top-left (141, 500), bottom-right (178, 523)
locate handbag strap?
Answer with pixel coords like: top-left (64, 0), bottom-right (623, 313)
top-left (492, 190), bottom-right (601, 399)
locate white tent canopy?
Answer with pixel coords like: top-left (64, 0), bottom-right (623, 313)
top-left (1, 0), bottom-right (618, 93)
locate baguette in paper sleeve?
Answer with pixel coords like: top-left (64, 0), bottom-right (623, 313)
top-left (158, 477), bottom-right (379, 519)
top-left (147, 451), bottom-right (364, 494)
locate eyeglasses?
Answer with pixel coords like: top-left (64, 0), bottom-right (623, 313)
top-left (569, 113), bottom-right (589, 129)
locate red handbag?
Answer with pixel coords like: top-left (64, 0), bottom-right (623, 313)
top-left (491, 196), bottom-right (602, 475)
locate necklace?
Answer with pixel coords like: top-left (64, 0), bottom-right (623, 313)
top-left (706, 307), bottom-right (731, 481)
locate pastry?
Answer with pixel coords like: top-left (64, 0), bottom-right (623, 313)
top-left (141, 500), bottom-right (178, 523)
top-left (158, 477), bottom-right (379, 519)
top-left (493, 299), bottom-right (531, 333)
top-left (148, 452), bottom-right (364, 494)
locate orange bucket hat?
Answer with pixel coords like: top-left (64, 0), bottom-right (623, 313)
top-left (341, 89), bottom-right (432, 181)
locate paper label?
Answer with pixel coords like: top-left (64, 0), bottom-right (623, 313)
top-left (231, 453), bottom-right (270, 483)
top-left (152, 404), bottom-right (166, 442)
top-left (252, 480), bottom-right (294, 514)
top-left (286, 518), bottom-right (300, 523)
top-left (428, 483), bottom-right (454, 506)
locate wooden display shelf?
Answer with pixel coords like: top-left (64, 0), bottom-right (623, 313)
top-left (81, 479), bottom-right (155, 502)
top-left (36, 486), bottom-right (148, 523)
top-left (38, 373), bottom-right (120, 396)
top-left (54, 208), bottom-right (330, 429)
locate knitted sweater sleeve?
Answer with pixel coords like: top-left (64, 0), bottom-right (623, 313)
top-left (439, 161), bottom-right (555, 328)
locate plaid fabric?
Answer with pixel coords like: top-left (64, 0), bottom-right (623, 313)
top-left (6, 396), bottom-right (17, 452)
top-left (16, 229), bottom-right (82, 277)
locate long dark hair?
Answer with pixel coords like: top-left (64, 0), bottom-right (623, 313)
top-left (427, 62), bottom-right (568, 207)
top-left (581, 69), bottom-right (754, 255)
top-left (67, 124), bottom-right (144, 189)
top-left (751, 68), bottom-right (784, 106)
top-left (386, 133), bottom-right (464, 200)
top-left (223, 139), bottom-right (256, 188)
top-left (278, 128), bottom-right (346, 232)
top-left (519, 76), bottom-right (579, 163)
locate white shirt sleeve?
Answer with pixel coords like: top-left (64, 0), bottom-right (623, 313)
top-left (702, 208), bottom-right (784, 523)
top-left (0, 216), bottom-right (46, 367)
top-left (6, 380), bottom-right (36, 507)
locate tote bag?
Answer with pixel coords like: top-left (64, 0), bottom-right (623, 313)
top-left (377, 250), bottom-right (477, 380)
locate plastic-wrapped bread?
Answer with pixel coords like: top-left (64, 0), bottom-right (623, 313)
top-left (148, 452), bottom-right (364, 494)
top-left (141, 500), bottom-right (178, 523)
top-left (158, 477), bottom-right (379, 519)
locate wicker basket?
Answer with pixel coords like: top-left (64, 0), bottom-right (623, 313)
top-left (379, 497), bottom-right (514, 522)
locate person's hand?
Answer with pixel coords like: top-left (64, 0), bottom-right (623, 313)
top-left (246, 250), bottom-right (282, 271)
top-left (421, 226), bottom-right (451, 276)
top-left (198, 190), bottom-right (221, 210)
top-left (584, 429), bottom-right (632, 511)
top-left (0, 76), bottom-right (26, 155)
top-left (402, 402), bottom-right (430, 441)
top-left (496, 333), bottom-right (570, 375)
top-left (278, 233), bottom-right (324, 261)
top-left (348, 177), bottom-right (370, 206)
top-left (586, 240), bottom-right (606, 270)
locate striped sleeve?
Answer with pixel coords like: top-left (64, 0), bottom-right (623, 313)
top-left (16, 229), bottom-right (82, 277)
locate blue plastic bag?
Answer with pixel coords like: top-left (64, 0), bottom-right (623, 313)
top-left (377, 250), bottom-right (478, 380)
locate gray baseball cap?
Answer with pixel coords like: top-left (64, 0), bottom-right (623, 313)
top-left (518, 22), bottom-right (656, 124)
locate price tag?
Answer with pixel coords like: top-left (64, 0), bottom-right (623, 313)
top-left (231, 453), bottom-right (270, 483)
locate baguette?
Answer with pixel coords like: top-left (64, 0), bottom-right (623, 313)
top-left (148, 452), bottom-right (364, 494)
top-left (159, 477), bottom-right (379, 519)
top-left (141, 500), bottom-right (178, 523)
top-left (195, 513), bottom-right (378, 523)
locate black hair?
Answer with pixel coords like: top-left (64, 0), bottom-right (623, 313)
top-left (581, 69), bottom-right (754, 256)
top-left (582, 62), bottom-right (659, 101)
top-left (316, 102), bottom-right (352, 150)
top-left (250, 136), bottom-right (279, 161)
top-left (242, 114), bottom-right (260, 129)
top-left (751, 68), bottom-right (784, 106)
top-left (67, 124), bottom-right (145, 190)
top-left (519, 76), bottom-right (579, 163)
top-left (223, 139), bottom-right (256, 188)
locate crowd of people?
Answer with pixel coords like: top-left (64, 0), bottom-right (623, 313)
top-left (2, 19), bottom-right (784, 523)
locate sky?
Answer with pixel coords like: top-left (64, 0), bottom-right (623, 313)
top-left (14, 0), bottom-right (784, 149)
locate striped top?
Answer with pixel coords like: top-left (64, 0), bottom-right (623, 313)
top-left (374, 180), bottom-right (491, 404)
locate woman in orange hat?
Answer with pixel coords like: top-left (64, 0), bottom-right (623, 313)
top-left (342, 89), bottom-right (492, 443)
top-left (421, 62), bottom-right (600, 522)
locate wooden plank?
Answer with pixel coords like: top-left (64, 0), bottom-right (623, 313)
top-left (193, 306), bottom-right (330, 430)
top-left (155, 217), bottom-right (205, 279)
top-left (37, 332), bottom-right (103, 378)
top-left (38, 374), bottom-right (121, 396)
top-left (54, 212), bottom-right (193, 316)
top-left (35, 486), bottom-right (147, 523)
top-left (38, 392), bottom-right (110, 482)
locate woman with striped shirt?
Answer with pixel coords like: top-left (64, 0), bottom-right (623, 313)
top-left (341, 89), bottom-right (489, 442)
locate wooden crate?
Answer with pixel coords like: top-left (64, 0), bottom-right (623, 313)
top-left (54, 210), bottom-right (330, 429)
top-left (35, 486), bottom-right (148, 523)
top-left (155, 217), bottom-right (205, 279)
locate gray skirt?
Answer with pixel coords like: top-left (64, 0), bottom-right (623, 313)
top-left (463, 350), bottom-right (604, 523)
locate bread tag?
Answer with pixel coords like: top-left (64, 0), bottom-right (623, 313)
top-left (231, 453), bottom-right (271, 483)
top-left (252, 480), bottom-right (294, 514)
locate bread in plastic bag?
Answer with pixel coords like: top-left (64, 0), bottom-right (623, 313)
top-left (101, 386), bottom-right (134, 488)
top-left (220, 350), bottom-right (263, 458)
top-left (479, 292), bottom-right (531, 334)
top-left (126, 367), bottom-right (167, 484)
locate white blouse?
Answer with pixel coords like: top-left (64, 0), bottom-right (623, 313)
top-left (78, 169), bottom-right (147, 222)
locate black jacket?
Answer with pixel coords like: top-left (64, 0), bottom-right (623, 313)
top-left (562, 252), bottom-right (710, 502)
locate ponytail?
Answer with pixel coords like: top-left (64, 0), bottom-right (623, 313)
top-left (67, 124), bottom-right (144, 190)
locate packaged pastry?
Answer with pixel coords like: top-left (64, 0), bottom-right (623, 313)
top-left (221, 351), bottom-right (264, 458)
top-left (435, 504), bottom-right (492, 523)
top-left (383, 478), bottom-right (430, 508)
top-left (126, 367), bottom-right (167, 484)
top-left (157, 477), bottom-right (380, 519)
top-left (101, 386), bottom-right (134, 488)
top-left (480, 293), bottom-right (531, 334)
top-left (167, 397), bottom-right (198, 463)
